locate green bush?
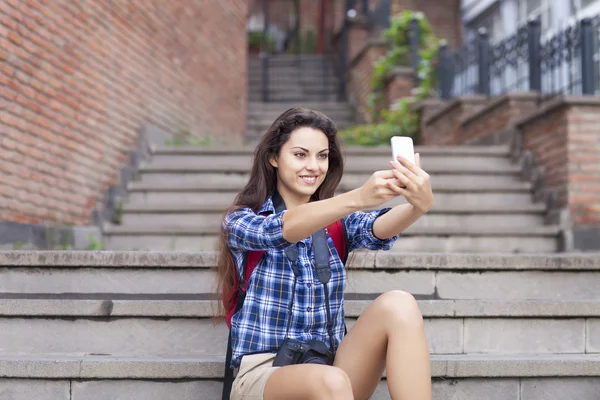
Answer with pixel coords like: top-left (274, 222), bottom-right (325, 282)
top-left (248, 31), bottom-right (274, 52)
top-left (289, 29), bottom-right (317, 54)
top-left (340, 11), bottom-right (439, 146)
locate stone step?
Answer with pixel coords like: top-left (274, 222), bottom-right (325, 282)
top-left (122, 201), bottom-right (546, 214)
top-left (247, 101), bottom-right (354, 112)
top-left (11, 251), bottom-right (599, 300)
top-left (1, 298), bottom-right (598, 357)
top-left (1, 354), bottom-right (599, 400)
top-left (120, 210), bottom-right (545, 231)
top-left (246, 118), bottom-right (355, 132)
top-left (248, 68), bottom-right (335, 77)
top-left (150, 145), bottom-right (512, 157)
top-left (246, 109), bottom-right (354, 121)
top-left (138, 156), bottom-right (521, 174)
top-left (104, 222), bottom-right (559, 237)
top-left (136, 171), bottom-right (529, 189)
top-left (248, 78), bottom-right (338, 86)
top-left (249, 93), bottom-right (339, 102)
top-left (124, 192), bottom-right (537, 214)
top-left (104, 233), bottom-right (558, 253)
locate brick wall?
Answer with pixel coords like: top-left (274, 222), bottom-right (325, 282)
top-left (420, 96), bottom-right (487, 145)
top-left (516, 97), bottom-right (600, 249)
top-left (347, 39), bottom-right (386, 122)
top-left (460, 93), bottom-right (539, 144)
top-left (0, 0), bottom-right (247, 226)
top-left (566, 105), bottom-right (600, 227)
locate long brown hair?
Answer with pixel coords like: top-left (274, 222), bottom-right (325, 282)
top-left (214, 107), bottom-right (345, 318)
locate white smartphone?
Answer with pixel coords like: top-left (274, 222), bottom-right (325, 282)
top-left (391, 136), bottom-right (415, 165)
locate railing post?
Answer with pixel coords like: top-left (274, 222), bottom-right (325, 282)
top-left (477, 27), bottom-right (491, 96)
top-left (337, 0), bottom-right (353, 101)
top-left (261, 0), bottom-right (269, 102)
top-left (361, 0), bottom-right (369, 16)
top-left (528, 17), bottom-right (542, 92)
top-left (580, 17), bottom-right (595, 95)
top-left (439, 41), bottom-right (452, 100)
top-left (409, 15), bottom-right (421, 85)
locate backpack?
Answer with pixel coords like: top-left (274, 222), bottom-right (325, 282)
top-left (221, 218), bottom-right (349, 400)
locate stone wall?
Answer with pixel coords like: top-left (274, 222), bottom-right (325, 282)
top-left (0, 0), bottom-right (247, 227)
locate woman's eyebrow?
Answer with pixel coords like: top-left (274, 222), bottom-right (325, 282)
top-left (290, 146), bottom-right (329, 153)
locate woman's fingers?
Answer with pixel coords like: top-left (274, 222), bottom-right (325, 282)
top-left (391, 162), bottom-right (418, 186)
top-left (392, 169), bottom-right (415, 191)
top-left (396, 155), bottom-right (427, 178)
top-left (386, 178), bottom-right (409, 197)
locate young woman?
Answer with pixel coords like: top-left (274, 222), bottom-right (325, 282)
top-left (217, 108), bottom-right (433, 400)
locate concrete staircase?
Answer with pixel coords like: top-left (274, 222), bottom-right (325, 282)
top-left (247, 54), bottom-right (356, 141)
top-left (103, 145), bottom-right (560, 253)
top-left (2, 251), bottom-right (600, 399)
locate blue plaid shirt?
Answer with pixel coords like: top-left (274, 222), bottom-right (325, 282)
top-left (223, 196), bottom-right (400, 368)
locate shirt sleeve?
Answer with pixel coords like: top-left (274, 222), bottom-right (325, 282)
top-left (222, 207), bottom-right (293, 251)
top-left (343, 208), bottom-right (400, 252)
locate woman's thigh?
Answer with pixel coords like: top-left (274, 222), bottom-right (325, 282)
top-left (264, 362), bottom-right (353, 400)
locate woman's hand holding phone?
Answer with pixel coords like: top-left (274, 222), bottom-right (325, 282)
top-left (387, 153), bottom-right (434, 213)
top-left (356, 170), bottom-right (403, 209)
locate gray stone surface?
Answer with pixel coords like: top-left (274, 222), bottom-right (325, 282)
top-left (432, 354), bottom-right (600, 377)
top-left (346, 270), bottom-right (435, 296)
top-left (71, 380), bottom-right (222, 400)
top-left (151, 144), bottom-right (511, 157)
top-left (437, 271), bottom-right (600, 300)
top-left (1, 315), bottom-right (594, 358)
top-left (106, 233), bottom-right (557, 253)
top-left (0, 268), bottom-right (216, 294)
top-left (374, 253), bottom-right (600, 271)
top-left (5, 299), bottom-right (600, 319)
top-left (2, 249), bottom-right (598, 275)
top-left (1, 354), bottom-right (600, 379)
top-left (424, 318), bottom-right (464, 354)
top-left (0, 251), bottom-right (215, 268)
top-left (464, 318), bottom-right (586, 354)
top-left (586, 319), bottom-right (600, 352)
top-left (520, 378), bottom-right (600, 400)
top-left (0, 380), bottom-right (69, 400)
top-left (432, 378), bottom-right (519, 400)
top-left (140, 154), bottom-right (518, 174)
top-left (121, 211), bottom-right (545, 231)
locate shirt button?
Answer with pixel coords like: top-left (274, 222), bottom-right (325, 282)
top-left (307, 283), bottom-right (312, 288)
top-left (305, 328), bottom-right (310, 333)
top-left (306, 307), bottom-right (311, 312)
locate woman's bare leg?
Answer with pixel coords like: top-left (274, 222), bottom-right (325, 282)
top-left (264, 363), bottom-right (354, 400)
top-left (334, 290), bottom-right (431, 400)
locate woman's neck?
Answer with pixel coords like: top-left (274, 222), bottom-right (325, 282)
top-left (275, 184), bottom-right (309, 210)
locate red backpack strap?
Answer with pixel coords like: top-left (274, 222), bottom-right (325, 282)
top-left (327, 219), bottom-right (349, 264)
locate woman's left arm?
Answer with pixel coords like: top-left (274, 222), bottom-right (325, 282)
top-left (373, 153), bottom-right (434, 240)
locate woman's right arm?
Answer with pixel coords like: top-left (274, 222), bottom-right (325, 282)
top-left (223, 208), bottom-right (292, 251)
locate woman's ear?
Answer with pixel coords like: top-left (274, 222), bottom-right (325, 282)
top-left (269, 155), bottom-right (278, 168)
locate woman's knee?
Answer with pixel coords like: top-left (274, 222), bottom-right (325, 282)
top-left (314, 366), bottom-right (353, 399)
top-left (376, 290), bottom-right (424, 328)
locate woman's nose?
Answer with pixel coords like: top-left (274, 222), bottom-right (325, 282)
top-left (306, 157), bottom-right (319, 170)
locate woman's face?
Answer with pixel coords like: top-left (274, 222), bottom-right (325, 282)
top-left (269, 127), bottom-right (330, 207)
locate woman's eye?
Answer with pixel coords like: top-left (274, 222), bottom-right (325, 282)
top-left (294, 153), bottom-right (305, 158)
top-left (319, 154), bottom-right (329, 159)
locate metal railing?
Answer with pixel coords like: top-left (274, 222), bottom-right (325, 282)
top-left (438, 16), bottom-right (600, 99)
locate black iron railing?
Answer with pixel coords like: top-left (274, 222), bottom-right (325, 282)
top-left (438, 16), bottom-right (600, 99)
